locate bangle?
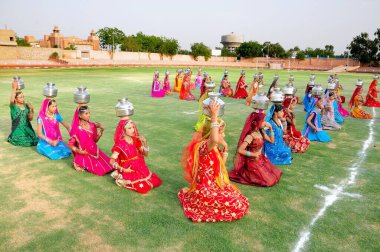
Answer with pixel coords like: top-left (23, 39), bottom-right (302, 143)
top-left (210, 122), bottom-right (220, 128)
top-left (246, 151), bottom-right (252, 157)
top-left (222, 152), bottom-right (228, 157)
top-left (143, 146), bottom-right (150, 152)
top-left (269, 132), bottom-right (275, 136)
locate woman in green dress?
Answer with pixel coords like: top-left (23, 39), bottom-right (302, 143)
top-left (8, 82), bottom-right (38, 146)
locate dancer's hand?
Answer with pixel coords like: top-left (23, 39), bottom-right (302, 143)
top-left (209, 100), bottom-right (220, 118)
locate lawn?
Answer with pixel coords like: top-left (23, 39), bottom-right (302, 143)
top-left (0, 67), bottom-right (379, 251)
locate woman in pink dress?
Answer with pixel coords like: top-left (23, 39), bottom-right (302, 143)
top-left (110, 120), bottom-right (161, 193)
top-left (67, 106), bottom-right (113, 175)
top-left (220, 75), bottom-right (233, 97)
top-left (151, 71), bottom-right (165, 98)
top-left (195, 68), bottom-right (202, 88)
top-left (162, 70), bottom-right (172, 96)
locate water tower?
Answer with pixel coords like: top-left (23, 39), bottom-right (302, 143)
top-left (221, 32), bottom-right (243, 51)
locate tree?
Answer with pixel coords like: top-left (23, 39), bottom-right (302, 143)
top-left (235, 41), bottom-right (263, 58)
top-left (159, 38), bottom-right (179, 57)
top-left (221, 48), bottom-right (236, 57)
top-left (324, 45), bottom-right (335, 57)
top-left (347, 32), bottom-right (378, 64)
top-left (178, 49), bottom-right (190, 55)
top-left (97, 27), bottom-right (126, 52)
top-left (296, 51), bottom-right (305, 60)
top-left (268, 42), bottom-right (287, 58)
top-left (120, 35), bottom-right (142, 52)
top-left (190, 43), bottom-right (211, 61)
top-left (374, 28), bottom-right (380, 61)
top-left (16, 36), bottom-right (30, 47)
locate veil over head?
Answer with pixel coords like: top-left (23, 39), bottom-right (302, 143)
top-left (38, 98), bottom-right (62, 141)
top-left (348, 86), bottom-right (362, 109)
top-left (233, 112), bottom-right (265, 173)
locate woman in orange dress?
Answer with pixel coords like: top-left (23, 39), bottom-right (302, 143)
top-left (246, 74), bottom-right (260, 106)
top-left (178, 101), bottom-right (249, 222)
top-left (179, 70), bottom-right (195, 100)
top-left (348, 84), bottom-right (373, 119)
top-left (220, 75), bottom-right (234, 97)
top-left (364, 75), bottom-right (380, 107)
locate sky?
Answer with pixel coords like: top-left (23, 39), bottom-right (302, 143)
top-left (1, 0), bottom-right (379, 54)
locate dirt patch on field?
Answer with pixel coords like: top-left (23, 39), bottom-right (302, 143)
top-left (5, 169), bottom-right (72, 248)
top-left (338, 132), bottom-right (349, 137)
top-left (327, 143), bottom-right (337, 149)
top-left (79, 230), bottom-right (114, 251)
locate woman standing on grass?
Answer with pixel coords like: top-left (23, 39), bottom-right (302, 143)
top-left (8, 81), bottom-right (38, 147)
top-left (178, 101), bottom-right (249, 222)
top-left (151, 71), bottom-right (165, 98)
top-left (110, 120), bottom-right (161, 193)
top-left (302, 98), bottom-right (331, 142)
top-left (36, 98), bottom-right (71, 159)
top-left (67, 106), bottom-right (113, 175)
top-left (228, 112), bottom-right (282, 187)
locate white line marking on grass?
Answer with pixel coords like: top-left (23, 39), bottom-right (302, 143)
top-left (293, 107), bottom-right (376, 252)
top-left (182, 110), bottom-right (199, 115)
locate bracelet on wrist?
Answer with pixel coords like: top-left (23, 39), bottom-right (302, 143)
top-left (246, 151), bottom-right (252, 157)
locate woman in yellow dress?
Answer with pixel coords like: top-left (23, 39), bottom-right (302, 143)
top-left (348, 82), bottom-right (373, 119)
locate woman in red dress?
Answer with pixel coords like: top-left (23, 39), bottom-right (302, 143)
top-left (179, 71), bottom-right (195, 100)
top-left (283, 97), bottom-right (310, 153)
top-left (233, 71), bottom-right (248, 99)
top-left (178, 101), bottom-right (249, 222)
top-left (228, 112), bottom-right (282, 187)
top-left (110, 120), bottom-right (161, 193)
top-left (364, 75), bottom-right (380, 107)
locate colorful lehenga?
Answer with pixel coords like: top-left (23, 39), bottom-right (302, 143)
top-left (322, 98), bottom-right (341, 131)
top-left (283, 99), bottom-right (310, 153)
top-left (349, 88), bottom-right (373, 119)
top-left (8, 103), bottom-right (38, 147)
top-left (163, 74), bottom-right (172, 96)
top-left (302, 99), bottom-right (331, 142)
top-left (174, 72), bottom-right (183, 92)
top-left (179, 75), bottom-right (195, 100)
top-left (36, 98), bottom-right (71, 159)
top-left (233, 76), bottom-right (248, 99)
top-left (246, 80), bottom-right (260, 106)
top-left (220, 79), bottom-right (233, 97)
top-left (264, 119), bottom-right (292, 165)
top-left (228, 112), bottom-right (282, 187)
top-left (110, 138), bottom-right (161, 193)
top-left (151, 73), bottom-right (165, 98)
top-left (195, 71), bottom-right (202, 88)
top-left (178, 140), bottom-right (249, 222)
top-left (364, 79), bottom-right (380, 107)
top-left (68, 107), bottom-right (113, 176)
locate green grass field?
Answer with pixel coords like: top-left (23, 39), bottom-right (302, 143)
top-left (0, 67), bottom-right (379, 251)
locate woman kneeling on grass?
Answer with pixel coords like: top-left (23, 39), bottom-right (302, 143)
top-left (8, 82), bottom-right (38, 147)
top-left (302, 97), bottom-right (331, 142)
top-left (68, 106), bottom-right (113, 175)
top-left (36, 98), bottom-right (71, 159)
top-left (109, 120), bottom-right (161, 194)
top-left (178, 101), bottom-right (249, 222)
top-left (228, 111), bottom-right (282, 187)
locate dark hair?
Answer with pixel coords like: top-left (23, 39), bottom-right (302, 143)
top-left (15, 92), bottom-right (23, 98)
top-left (78, 105), bottom-right (89, 114)
top-left (329, 92), bottom-right (334, 97)
top-left (48, 99), bottom-right (56, 106)
top-left (274, 104), bottom-right (283, 112)
top-left (224, 74), bottom-right (228, 78)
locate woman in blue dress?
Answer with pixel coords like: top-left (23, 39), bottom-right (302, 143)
top-left (302, 97), bottom-right (331, 142)
top-left (303, 86), bottom-right (313, 112)
top-left (264, 104), bottom-right (292, 165)
top-left (36, 98), bottom-right (71, 159)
